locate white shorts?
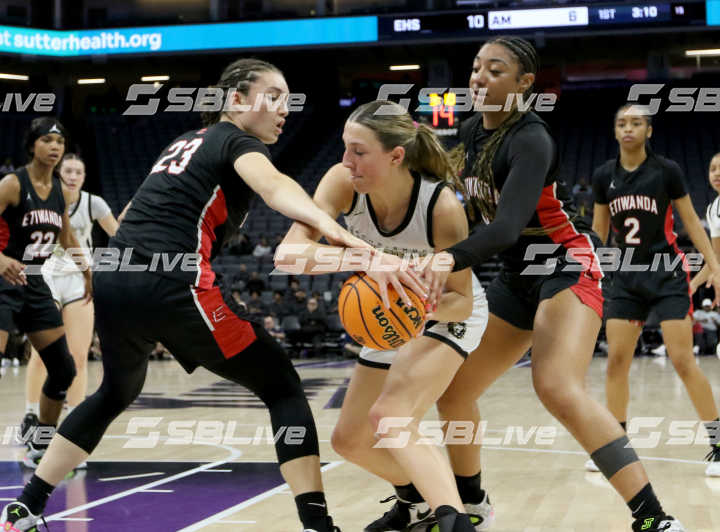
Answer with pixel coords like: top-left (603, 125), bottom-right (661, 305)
top-left (359, 274), bottom-right (488, 370)
top-left (42, 271), bottom-right (85, 308)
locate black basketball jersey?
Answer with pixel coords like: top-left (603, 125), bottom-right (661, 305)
top-left (115, 121), bottom-right (271, 289)
top-left (0, 167), bottom-right (65, 265)
top-left (592, 152), bottom-right (687, 265)
top-left (460, 111), bottom-right (594, 271)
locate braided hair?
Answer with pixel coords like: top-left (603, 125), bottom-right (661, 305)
top-left (464, 36), bottom-right (539, 225)
top-left (201, 58), bottom-right (282, 127)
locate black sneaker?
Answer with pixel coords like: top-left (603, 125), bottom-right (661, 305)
top-left (0, 501), bottom-right (45, 531)
top-left (18, 413), bottom-right (39, 446)
top-left (631, 515), bottom-right (685, 531)
top-left (364, 495), bottom-right (434, 532)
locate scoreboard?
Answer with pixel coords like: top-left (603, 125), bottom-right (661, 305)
top-left (378, 1), bottom-right (707, 41)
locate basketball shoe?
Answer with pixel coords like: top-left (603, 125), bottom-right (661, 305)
top-left (364, 495), bottom-right (436, 531)
top-left (18, 412), bottom-right (39, 446)
top-left (463, 492), bottom-right (495, 530)
top-left (0, 501), bottom-right (45, 531)
top-left (584, 458), bottom-right (600, 472)
top-left (705, 445), bottom-right (720, 477)
top-left (631, 515), bottom-right (685, 531)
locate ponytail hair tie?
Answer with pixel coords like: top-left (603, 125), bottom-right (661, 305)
top-left (412, 120), bottom-right (419, 129)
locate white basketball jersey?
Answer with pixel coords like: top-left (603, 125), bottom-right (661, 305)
top-left (707, 195), bottom-right (720, 238)
top-left (343, 174), bottom-right (446, 258)
top-left (44, 191), bottom-right (99, 275)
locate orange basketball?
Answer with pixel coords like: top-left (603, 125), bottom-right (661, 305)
top-left (338, 272), bottom-right (426, 350)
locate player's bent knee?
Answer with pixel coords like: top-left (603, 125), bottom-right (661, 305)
top-left (39, 336), bottom-right (77, 400)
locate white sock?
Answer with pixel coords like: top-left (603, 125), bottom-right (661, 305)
top-left (26, 402), bottom-right (39, 415)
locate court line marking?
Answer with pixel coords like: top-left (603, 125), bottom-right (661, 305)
top-left (0, 486), bottom-right (23, 490)
top-left (0, 498), bottom-right (17, 501)
top-left (176, 461), bottom-right (344, 532)
top-left (482, 445), bottom-right (709, 465)
top-left (46, 438), bottom-right (242, 522)
top-left (199, 469), bottom-right (232, 472)
top-left (54, 517), bottom-right (93, 522)
top-left (99, 472), bottom-right (164, 482)
top-left (140, 489), bottom-right (174, 493)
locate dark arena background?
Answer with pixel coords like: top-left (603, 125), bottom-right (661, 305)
top-left (0, 0), bottom-right (720, 530)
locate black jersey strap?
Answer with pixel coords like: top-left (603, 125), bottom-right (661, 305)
top-left (426, 181), bottom-right (448, 249)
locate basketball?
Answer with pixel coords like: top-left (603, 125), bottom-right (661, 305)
top-left (338, 272), bottom-right (426, 350)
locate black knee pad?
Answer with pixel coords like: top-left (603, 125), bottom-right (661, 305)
top-left (39, 336), bottom-right (77, 400)
top-left (260, 378), bottom-right (319, 464)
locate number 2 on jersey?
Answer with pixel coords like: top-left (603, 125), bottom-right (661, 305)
top-left (151, 138), bottom-right (203, 175)
top-left (624, 217), bottom-right (641, 244)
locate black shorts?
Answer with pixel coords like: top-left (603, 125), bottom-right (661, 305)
top-left (486, 259), bottom-right (604, 331)
top-left (605, 267), bottom-right (692, 323)
top-left (0, 275), bottom-right (63, 333)
top-left (93, 267), bottom-right (279, 374)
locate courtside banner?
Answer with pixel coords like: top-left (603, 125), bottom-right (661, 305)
top-left (0, 16), bottom-right (378, 57)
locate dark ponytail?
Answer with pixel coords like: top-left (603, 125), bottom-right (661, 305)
top-left (465, 36), bottom-right (539, 224)
top-left (201, 58), bottom-right (283, 127)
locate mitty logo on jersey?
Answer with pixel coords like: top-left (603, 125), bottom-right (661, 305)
top-left (21, 209), bottom-right (62, 227)
top-left (608, 194), bottom-right (659, 216)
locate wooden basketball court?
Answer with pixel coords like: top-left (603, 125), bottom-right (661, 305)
top-left (1, 354), bottom-right (718, 531)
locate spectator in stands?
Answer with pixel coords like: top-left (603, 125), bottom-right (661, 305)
top-left (311, 290), bottom-right (327, 313)
top-left (247, 290), bottom-right (267, 318)
top-left (0, 156), bottom-right (13, 175)
top-left (253, 236), bottom-right (272, 257)
top-left (231, 263), bottom-right (250, 289)
top-left (290, 289), bottom-right (307, 316)
top-left (572, 177), bottom-right (593, 217)
top-left (263, 315), bottom-right (286, 342)
top-left (269, 290), bottom-right (287, 318)
top-left (226, 233), bottom-right (253, 255)
top-left (246, 271), bottom-right (266, 293)
top-left (693, 298), bottom-right (720, 354)
top-left (295, 297), bottom-right (328, 353)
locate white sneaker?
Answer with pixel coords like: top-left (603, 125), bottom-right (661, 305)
top-left (11, 357), bottom-right (19, 367)
top-left (1, 501), bottom-right (41, 532)
top-left (705, 446), bottom-right (720, 477)
top-left (464, 491), bottom-right (495, 530)
top-left (650, 345), bottom-right (666, 356)
top-left (0, 358), bottom-right (9, 367)
top-left (584, 458), bottom-right (600, 472)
